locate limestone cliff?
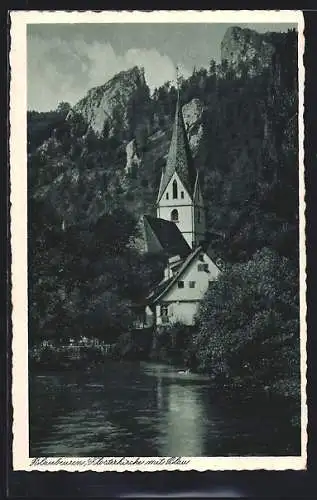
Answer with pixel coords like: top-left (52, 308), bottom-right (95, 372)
top-left (182, 98), bottom-right (205, 155)
top-left (125, 139), bottom-right (142, 174)
top-left (28, 27), bottom-right (296, 231)
top-left (221, 26), bottom-right (277, 77)
top-left (69, 66), bottom-right (150, 138)
top-left (28, 26), bottom-right (299, 346)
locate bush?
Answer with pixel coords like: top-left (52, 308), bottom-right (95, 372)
top-left (195, 247), bottom-right (300, 400)
top-left (111, 329), bottom-right (153, 361)
top-left (151, 322), bottom-right (198, 368)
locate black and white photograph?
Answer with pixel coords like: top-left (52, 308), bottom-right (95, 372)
top-left (10, 10), bottom-right (306, 471)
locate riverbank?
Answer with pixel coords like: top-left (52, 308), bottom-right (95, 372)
top-left (29, 334), bottom-right (300, 434)
top-left (29, 360), bottom-right (301, 457)
top-left (29, 328), bottom-right (153, 372)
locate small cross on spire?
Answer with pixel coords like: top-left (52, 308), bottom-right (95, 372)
top-left (176, 65), bottom-right (181, 100)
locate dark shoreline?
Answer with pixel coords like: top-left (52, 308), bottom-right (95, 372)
top-left (29, 351), bottom-right (300, 431)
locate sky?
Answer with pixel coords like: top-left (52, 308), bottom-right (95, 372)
top-left (27, 22), bottom-right (297, 112)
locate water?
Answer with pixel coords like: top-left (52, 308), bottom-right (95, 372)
top-left (29, 361), bottom-right (300, 457)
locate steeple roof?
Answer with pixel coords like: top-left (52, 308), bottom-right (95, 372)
top-left (157, 96), bottom-right (197, 202)
top-left (132, 215), bottom-right (191, 258)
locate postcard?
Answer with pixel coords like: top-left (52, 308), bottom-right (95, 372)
top-left (10, 9), bottom-right (306, 471)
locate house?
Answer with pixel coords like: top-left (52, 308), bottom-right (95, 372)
top-left (148, 244), bottom-right (221, 326)
top-left (132, 89), bottom-right (222, 327)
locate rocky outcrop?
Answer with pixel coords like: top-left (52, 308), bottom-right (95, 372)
top-left (125, 139), bottom-right (141, 174)
top-left (182, 98), bottom-right (205, 155)
top-left (69, 66), bottom-right (150, 137)
top-left (221, 26), bottom-right (276, 77)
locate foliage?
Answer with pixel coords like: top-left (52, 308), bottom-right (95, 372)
top-left (195, 247), bottom-right (300, 400)
top-left (27, 27), bottom-right (300, 402)
top-left (111, 329), bottom-right (153, 361)
top-left (151, 322), bottom-right (198, 368)
top-left (28, 108), bottom-right (142, 344)
top-left (147, 30), bottom-right (299, 264)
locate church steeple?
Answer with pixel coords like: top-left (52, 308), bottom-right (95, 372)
top-left (157, 71), bottom-right (197, 203)
top-left (156, 68), bottom-right (206, 249)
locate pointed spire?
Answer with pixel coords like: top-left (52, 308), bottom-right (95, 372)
top-left (176, 64), bottom-right (180, 102)
top-left (157, 68), bottom-right (197, 202)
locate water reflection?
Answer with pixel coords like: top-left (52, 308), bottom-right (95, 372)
top-left (156, 376), bottom-right (163, 410)
top-left (160, 383), bottom-right (207, 456)
top-left (145, 362), bottom-right (215, 455)
top-left (29, 361), bottom-right (300, 457)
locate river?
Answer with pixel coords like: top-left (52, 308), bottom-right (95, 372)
top-left (29, 361), bottom-right (300, 457)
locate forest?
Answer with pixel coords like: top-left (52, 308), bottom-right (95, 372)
top-left (27, 29), bottom-right (300, 410)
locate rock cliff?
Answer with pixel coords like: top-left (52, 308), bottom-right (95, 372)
top-left (221, 26), bottom-right (277, 77)
top-left (125, 139), bottom-right (142, 174)
top-left (27, 26), bottom-right (299, 346)
top-left (182, 98), bottom-right (205, 155)
top-left (69, 66), bottom-right (150, 138)
top-left (28, 26), bottom-right (297, 230)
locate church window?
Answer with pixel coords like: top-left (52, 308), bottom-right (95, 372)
top-left (166, 192), bottom-right (169, 200)
top-left (173, 180), bottom-right (178, 199)
top-left (181, 191), bottom-right (184, 199)
top-left (189, 281), bottom-right (196, 288)
top-left (178, 281), bottom-right (184, 288)
top-left (171, 209), bottom-right (179, 222)
top-left (198, 209), bottom-right (201, 222)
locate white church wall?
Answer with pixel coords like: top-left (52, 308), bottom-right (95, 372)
top-left (157, 173), bottom-right (195, 248)
top-left (158, 172), bottom-right (192, 207)
top-left (157, 172), bottom-right (207, 248)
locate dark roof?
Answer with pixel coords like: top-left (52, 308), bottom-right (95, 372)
top-left (147, 276), bottom-right (174, 303)
top-left (148, 244), bottom-right (222, 304)
top-left (157, 98), bottom-right (197, 201)
top-left (148, 246), bottom-right (202, 304)
top-left (144, 215), bottom-right (191, 258)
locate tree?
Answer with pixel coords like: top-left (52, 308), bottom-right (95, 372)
top-left (56, 101), bottom-right (71, 116)
top-left (195, 248), bottom-right (300, 400)
top-left (27, 29), bottom-right (299, 356)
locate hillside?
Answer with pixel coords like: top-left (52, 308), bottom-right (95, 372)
top-left (27, 27), bottom-right (299, 346)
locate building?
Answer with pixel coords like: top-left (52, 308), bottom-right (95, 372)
top-left (156, 93), bottom-right (206, 249)
top-left (133, 90), bottom-right (221, 327)
top-left (148, 245), bottom-right (221, 326)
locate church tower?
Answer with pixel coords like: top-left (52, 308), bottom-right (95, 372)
top-left (156, 82), bottom-right (206, 249)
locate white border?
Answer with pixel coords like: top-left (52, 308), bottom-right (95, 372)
top-left (10, 10), bottom-right (306, 472)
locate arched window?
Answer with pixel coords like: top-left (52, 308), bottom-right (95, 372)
top-left (171, 209), bottom-right (179, 222)
top-left (172, 180), bottom-right (178, 199)
top-left (166, 192), bottom-right (169, 200)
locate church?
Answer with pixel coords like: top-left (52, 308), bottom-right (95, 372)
top-left (132, 90), bottom-right (221, 328)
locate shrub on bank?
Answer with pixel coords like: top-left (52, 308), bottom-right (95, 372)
top-left (29, 339), bottom-right (111, 370)
top-left (150, 322), bottom-right (198, 368)
top-left (111, 328), bottom-right (153, 361)
top-left (195, 247), bottom-right (300, 404)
